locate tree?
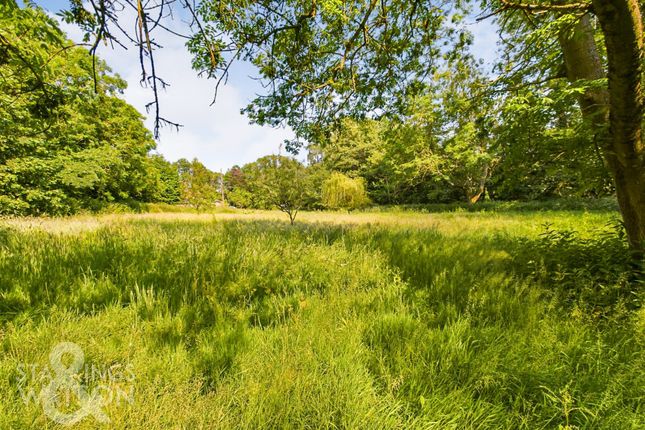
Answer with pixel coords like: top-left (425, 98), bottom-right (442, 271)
top-left (416, 58), bottom-right (498, 204)
top-left (489, 84), bottom-right (612, 200)
top-left (258, 155), bottom-right (314, 224)
top-left (486, 0), bottom-right (644, 251)
top-left (177, 158), bottom-right (219, 210)
top-left (438, 122), bottom-right (494, 203)
top-left (0, 4), bottom-right (162, 215)
top-left (144, 154), bottom-right (182, 204)
top-left (224, 155), bottom-right (321, 217)
top-left (193, 1), bottom-right (475, 149)
top-left (322, 172), bottom-right (370, 210)
top-left (320, 118), bottom-right (406, 204)
top-left (246, 155), bottom-right (315, 224)
top-left (223, 165), bottom-right (253, 208)
top-left (319, 57), bottom-right (498, 205)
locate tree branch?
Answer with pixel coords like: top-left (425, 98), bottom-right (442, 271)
top-left (478, 0), bottom-right (593, 21)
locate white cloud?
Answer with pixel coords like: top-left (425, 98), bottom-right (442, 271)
top-left (52, 6), bottom-right (296, 172)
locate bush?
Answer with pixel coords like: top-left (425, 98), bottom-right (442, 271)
top-left (511, 221), bottom-right (642, 317)
top-left (226, 188), bottom-right (253, 208)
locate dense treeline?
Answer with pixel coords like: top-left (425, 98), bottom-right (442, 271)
top-left (221, 59), bottom-right (612, 209)
top-left (1, 3), bottom-right (614, 217)
top-left (0, 4), bottom-right (182, 215)
top-left (223, 83), bottom-right (612, 210)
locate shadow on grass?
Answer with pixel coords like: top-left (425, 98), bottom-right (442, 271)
top-left (0, 218), bottom-right (640, 322)
top-left (367, 196), bottom-right (619, 214)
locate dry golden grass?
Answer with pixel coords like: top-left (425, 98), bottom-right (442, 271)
top-left (0, 207), bottom-right (616, 239)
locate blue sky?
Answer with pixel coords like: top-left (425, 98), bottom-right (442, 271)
top-left (34, 1), bottom-right (499, 172)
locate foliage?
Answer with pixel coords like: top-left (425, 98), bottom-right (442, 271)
top-left (189, 0), bottom-right (474, 148)
top-left (143, 154), bottom-right (182, 204)
top-left (246, 155), bottom-right (315, 224)
top-left (315, 56), bottom-right (610, 205)
top-left (5, 1), bottom-right (617, 217)
top-left (176, 158), bottom-right (220, 210)
top-left (414, 59), bottom-right (497, 203)
top-left (223, 165), bottom-right (252, 208)
top-left (321, 172), bottom-right (370, 210)
top-left (489, 84), bottom-right (612, 200)
top-left (224, 155), bottom-right (322, 220)
top-left (0, 3), bottom-right (180, 215)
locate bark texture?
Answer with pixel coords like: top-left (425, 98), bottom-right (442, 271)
top-left (592, 0), bottom-right (645, 252)
top-left (558, 14), bottom-right (609, 124)
top-left (557, 1), bottom-right (644, 252)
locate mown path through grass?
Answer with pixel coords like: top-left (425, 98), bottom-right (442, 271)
top-left (0, 210), bottom-right (642, 429)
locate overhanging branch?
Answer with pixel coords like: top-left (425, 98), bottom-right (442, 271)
top-left (478, 0), bottom-right (593, 21)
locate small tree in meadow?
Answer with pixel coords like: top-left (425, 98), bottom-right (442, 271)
top-left (257, 155), bottom-right (314, 225)
top-left (322, 172), bottom-right (370, 210)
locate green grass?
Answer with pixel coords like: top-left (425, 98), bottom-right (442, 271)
top-left (0, 207), bottom-right (642, 429)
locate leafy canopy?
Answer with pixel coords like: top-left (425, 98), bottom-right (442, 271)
top-left (0, 3), bottom-right (175, 214)
top-left (190, 0), bottom-right (473, 149)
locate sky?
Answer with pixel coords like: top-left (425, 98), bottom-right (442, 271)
top-left (33, 1), bottom-right (499, 172)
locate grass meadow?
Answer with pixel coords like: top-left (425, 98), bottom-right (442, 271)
top-left (0, 206), bottom-right (643, 429)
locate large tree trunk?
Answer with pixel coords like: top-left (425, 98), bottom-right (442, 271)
top-left (467, 163), bottom-right (491, 204)
top-left (558, 14), bottom-right (609, 123)
top-left (593, 0), bottom-right (645, 253)
top-left (558, 2), bottom-right (645, 252)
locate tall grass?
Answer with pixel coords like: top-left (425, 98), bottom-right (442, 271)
top-left (0, 209), bottom-right (642, 429)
